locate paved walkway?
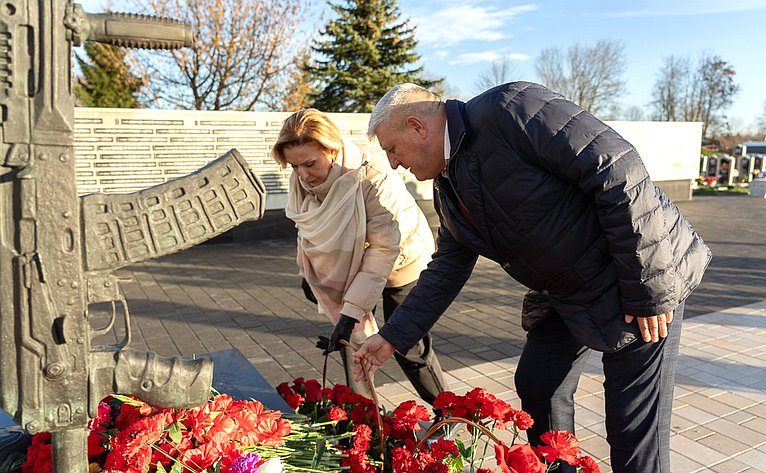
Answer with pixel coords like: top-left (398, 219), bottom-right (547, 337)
top-left (102, 194), bottom-right (766, 472)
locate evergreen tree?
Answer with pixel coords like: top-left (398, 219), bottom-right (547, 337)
top-left (308, 0), bottom-right (441, 112)
top-left (74, 43), bottom-right (143, 108)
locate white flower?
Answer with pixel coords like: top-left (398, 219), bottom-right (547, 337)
top-left (256, 457), bottom-right (283, 473)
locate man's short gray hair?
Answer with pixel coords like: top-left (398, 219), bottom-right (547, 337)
top-left (367, 83), bottom-right (442, 139)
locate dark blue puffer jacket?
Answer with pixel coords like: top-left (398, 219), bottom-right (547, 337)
top-left (378, 82), bottom-right (711, 353)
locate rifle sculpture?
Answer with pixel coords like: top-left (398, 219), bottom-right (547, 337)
top-left (0, 1), bottom-right (267, 470)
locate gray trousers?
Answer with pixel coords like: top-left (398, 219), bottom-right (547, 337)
top-left (515, 303), bottom-right (684, 473)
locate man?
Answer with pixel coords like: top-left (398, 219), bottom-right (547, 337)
top-left (353, 82), bottom-right (711, 473)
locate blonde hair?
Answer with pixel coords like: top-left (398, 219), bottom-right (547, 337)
top-left (271, 109), bottom-right (343, 167)
top-left (367, 83), bottom-right (442, 138)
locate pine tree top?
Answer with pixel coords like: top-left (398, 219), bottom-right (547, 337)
top-left (75, 43), bottom-right (143, 108)
top-left (307, 0), bottom-right (442, 113)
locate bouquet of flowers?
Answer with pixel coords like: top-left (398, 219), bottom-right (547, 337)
top-left (21, 392), bottom-right (346, 473)
top-left (20, 379), bottom-right (600, 473)
top-left (277, 378), bottom-right (601, 473)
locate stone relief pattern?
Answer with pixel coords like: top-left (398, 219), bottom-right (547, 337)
top-left (72, 109), bottom-right (412, 210)
top-left (81, 150), bottom-right (265, 271)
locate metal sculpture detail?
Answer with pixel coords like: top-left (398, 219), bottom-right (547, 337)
top-left (0, 1), bottom-right (266, 470)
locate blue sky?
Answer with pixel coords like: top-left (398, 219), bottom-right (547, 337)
top-left (393, 0), bottom-right (766, 131)
top-left (78, 0), bottom-right (766, 131)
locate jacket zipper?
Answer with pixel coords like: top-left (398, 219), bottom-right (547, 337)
top-left (445, 156), bottom-right (478, 232)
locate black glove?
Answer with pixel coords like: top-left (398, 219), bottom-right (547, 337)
top-left (301, 278), bottom-right (317, 305)
top-left (316, 314), bottom-right (356, 355)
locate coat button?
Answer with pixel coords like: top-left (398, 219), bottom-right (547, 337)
top-left (502, 262), bottom-right (511, 270)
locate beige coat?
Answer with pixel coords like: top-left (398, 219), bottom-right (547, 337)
top-left (290, 142), bottom-right (434, 322)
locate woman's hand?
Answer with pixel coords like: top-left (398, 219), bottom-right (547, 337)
top-left (316, 314), bottom-right (356, 354)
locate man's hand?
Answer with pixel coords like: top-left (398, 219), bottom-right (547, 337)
top-left (352, 334), bottom-right (395, 382)
top-left (625, 311), bottom-right (674, 343)
top-left (316, 314), bottom-right (356, 354)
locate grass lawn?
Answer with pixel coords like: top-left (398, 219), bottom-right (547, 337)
top-left (693, 185), bottom-right (750, 196)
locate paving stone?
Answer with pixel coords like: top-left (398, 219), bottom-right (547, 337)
top-left (710, 457), bottom-right (755, 473)
top-left (683, 392), bottom-right (740, 418)
top-left (110, 196), bottom-right (766, 469)
top-left (671, 433), bottom-right (729, 467)
top-left (705, 418), bottom-right (766, 447)
top-left (675, 404), bottom-right (728, 425)
top-left (669, 450), bottom-right (708, 472)
top-left (734, 446), bottom-right (766, 471)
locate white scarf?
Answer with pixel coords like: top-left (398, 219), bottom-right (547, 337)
top-left (286, 140), bottom-right (378, 336)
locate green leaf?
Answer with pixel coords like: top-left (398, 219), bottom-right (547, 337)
top-left (110, 394), bottom-right (146, 406)
top-left (449, 455), bottom-right (464, 473)
top-left (455, 438), bottom-right (473, 458)
top-left (168, 421), bottom-right (183, 444)
top-left (312, 438), bottom-right (327, 468)
top-left (169, 460), bottom-right (184, 473)
top-left (156, 462), bottom-right (168, 473)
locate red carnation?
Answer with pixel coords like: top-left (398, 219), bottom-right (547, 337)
top-left (391, 400), bottom-right (430, 431)
top-left (351, 424), bottom-right (372, 452)
top-left (209, 394), bottom-right (235, 413)
top-left (104, 444), bottom-right (152, 473)
top-left (433, 391), bottom-right (469, 419)
top-left (428, 437), bottom-right (459, 461)
top-left (326, 406), bottom-right (348, 421)
top-left (538, 430), bottom-right (581, 465)
top-left (276, 382), bottom-right (293, 398)
top-left (87, 427), bottom-right (107, 457)
top-left (422, 461), bottom-right (449, 473)
top-left (349, 401), bottom-right (377, 426)
top-left (292, 377), bottom-right (306, 392)
top-left (464, 388), bottom-right (505, 421)
top-left (249, 413), bottom-right (291, 446)
top-left (21, 434), bottom-right (52, 473)
top-left (303, 379), bottom-right (323, 403)
top-left (577, 454), bottom-right (602, 473)
top-left (390, 446), bottom-right (419, 473)
top-left (329, 384), bottom-right (354, 405)
top-left (509, 409), bottom-right (534, 431)
top-left (494, 441), bottom-right (546, 473)
top-left (284, 392), bottom-right (304, 410)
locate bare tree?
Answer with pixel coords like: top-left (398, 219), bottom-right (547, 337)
top-left (474, 58), bottom-right (519, 94)
top-left (132, 0), bottom-right (310, 110)
top-left (687, 54), bottom-right (739, 137)
top-left (262, 51), bottom-right (313, 112)
top-left (650, 52), bottom-right (739, 138)
top-left (621, 105), bottom-right (646, 121)
top-left (429, 75), bottom-right (461, 100)
top-left (534, 39), bottom-right (626, 115)
top-left (758, 101), bottom-right (766, 138)
top-left (650, 55), bottom-right (690, 121)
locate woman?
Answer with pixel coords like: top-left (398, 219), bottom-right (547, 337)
top-left (271, 109), bottom-right (446, 403)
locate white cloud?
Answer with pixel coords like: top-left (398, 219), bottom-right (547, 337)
top-left (506, 53), bottom-right (531, 61)
top-left (449, 51), bottom-right (531, 65)
top-left (412, 3), bottom-right (538, 46)
top-left (450, 52), bottom-right (501, 65)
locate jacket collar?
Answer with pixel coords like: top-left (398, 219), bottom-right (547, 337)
top-left (445, 99), bottom-right (467, 160)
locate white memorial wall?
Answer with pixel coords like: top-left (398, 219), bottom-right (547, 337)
top-left (74, 108), bottom-right (701, 208)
